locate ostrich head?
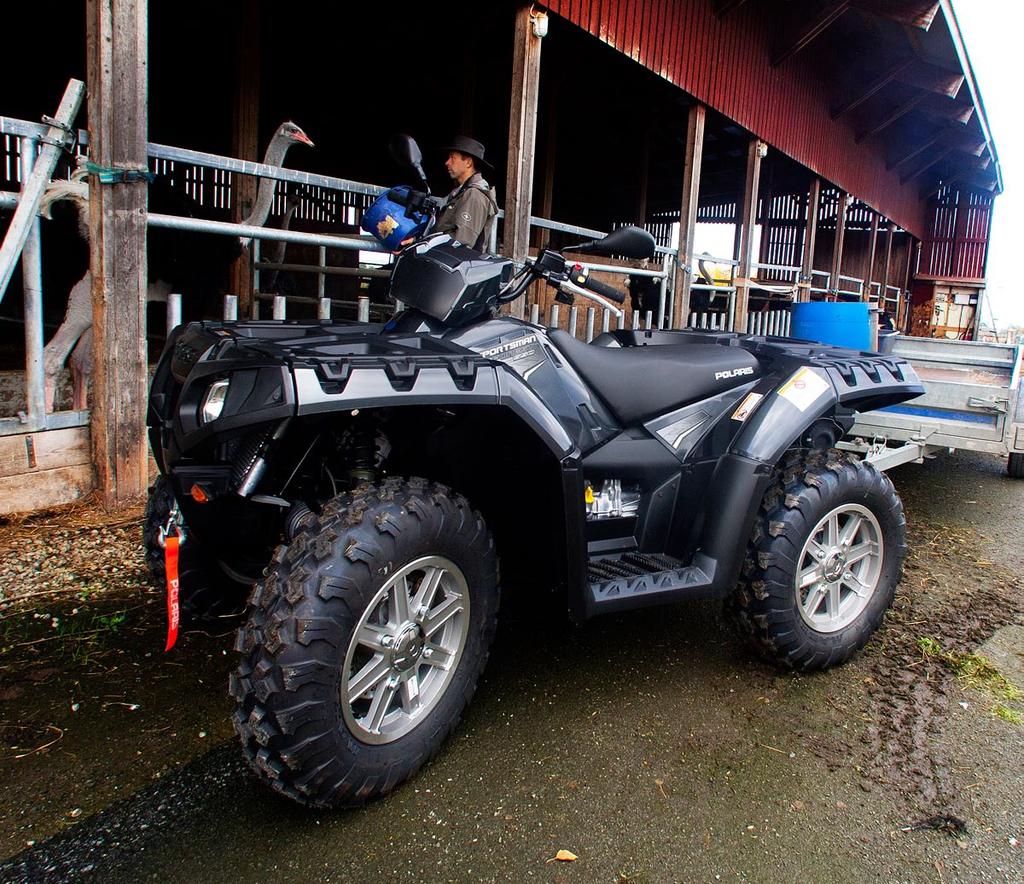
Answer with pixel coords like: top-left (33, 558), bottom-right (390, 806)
top-left (276, 121), bottom-right (314, 149)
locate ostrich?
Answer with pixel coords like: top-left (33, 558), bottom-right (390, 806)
top-left (40, 121), bottom-right (313, 410)
top-left (260, 188), bottom-right (304, 295)
top-left (239, 121), bottom-right (313, 249)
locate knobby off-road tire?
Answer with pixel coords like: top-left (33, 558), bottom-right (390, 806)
top-left (728, 448), bottom-right (906, 671)
top-left (1008, 452), bottom-right (1024, 479)
top-left (231, 477), bottom-right (499, 808)
top-left (143, 476), bottom-right (248, 625)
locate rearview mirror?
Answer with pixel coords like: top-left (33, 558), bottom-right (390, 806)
top-left (389, 133), bottom-right (422, 167)
top-left (569, 226), bottom-right (656, 259)
top-left (389, 134), bottom-right (430, 193)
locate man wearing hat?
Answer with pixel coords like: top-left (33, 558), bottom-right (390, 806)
top-left (434, 136), bottom-right (499, 251)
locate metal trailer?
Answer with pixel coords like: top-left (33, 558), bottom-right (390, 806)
top-left (844, 336), bottom-right (1024, 476)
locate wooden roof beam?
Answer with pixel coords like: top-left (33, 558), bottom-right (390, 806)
top-left (896, 60), bottom-right (964, 98)
top-left (832, 57), bottom-right (914, 119)
top-left (856, 89), bottom-right (929, 142)
top-left (958, 171), bottom-right (999, 192)
top-left (926, 170), bottom-right (997, 198)
top-left (852, 1), bottom-right (940, 30)
top-left (887, 127), bottom-right (985, 170)
top-left (772, 1), bottom-right (851, 68)
top-left (900, 144), bottom-right (956, 183)
top-left (920, 98), bottom-right (975, 125)
top-left (888, 132), bottom-right (944, 170)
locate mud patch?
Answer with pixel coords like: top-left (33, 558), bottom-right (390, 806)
top-left (859, 520), bottom-right (1024, 813)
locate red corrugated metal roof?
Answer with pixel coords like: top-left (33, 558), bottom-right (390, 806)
top-left (543, 0), bottom-right (997, 239)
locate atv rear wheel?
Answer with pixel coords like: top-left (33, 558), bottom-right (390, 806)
top-left (231, 478), bottom-right (499, 807)
top-left (143, 476), bottom-right (248, 625)
top-left (728, 449), bottom-right (906, 671)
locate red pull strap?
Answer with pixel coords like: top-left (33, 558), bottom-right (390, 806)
top-left (164, 534), bottom-right (181, 652)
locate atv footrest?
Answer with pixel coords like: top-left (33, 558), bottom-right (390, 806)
top-left (587, 552), bottom-right (718, 615)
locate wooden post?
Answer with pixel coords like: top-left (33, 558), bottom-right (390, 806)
top-left (757, 160), bottom-right (775, 267)
top-left (880, 220), bottom-right (896, 295)
top-left (672, 104), bottom-right (706, 328)
top-left (636, 125), bottom-right (650, 228)
top-left (800, 179), bottom-right (822, 301)
top-left (829, 190), bottom-right (849, 299)
top-left (505, 3), bottom-right (545, 318)
top-left (902, 236), bottom-right (918, 333)
top-left (904, 237), bottom-right (917, 292)
top-left (229, 2), bottom-right (262, 315)
top-left (87, 0), bottom-right (149, 507)
top-left (536, 85), bottom-right (557, 251)
top-left (734, 137), bottom-right (765, 334)
top-left (863, 210), bottom-right (879, 302)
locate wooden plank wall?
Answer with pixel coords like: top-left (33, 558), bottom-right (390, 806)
top-left (0, 427), bottom-right (95, 515)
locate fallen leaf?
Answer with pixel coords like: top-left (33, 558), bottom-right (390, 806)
top-left (547, 850), bottom-right (578, 863)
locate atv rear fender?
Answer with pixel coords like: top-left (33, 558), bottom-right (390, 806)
top-left (695, 360), bottom-right (921, 597)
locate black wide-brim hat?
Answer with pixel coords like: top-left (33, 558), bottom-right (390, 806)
top-left (437, 135), bottom-right (494, 173)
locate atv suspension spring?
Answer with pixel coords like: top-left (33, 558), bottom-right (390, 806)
top-left (232, 426), bottom-right (274, 489)
top-left (343, 418), bottom-right (388, 485)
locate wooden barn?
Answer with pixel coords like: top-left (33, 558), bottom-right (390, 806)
top-left (0, 0), bottom-right (1002, 512)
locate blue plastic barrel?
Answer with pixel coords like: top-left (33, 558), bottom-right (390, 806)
top-left (790, 302), bottom-right (871, 350)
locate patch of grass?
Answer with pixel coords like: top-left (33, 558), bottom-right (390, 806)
top-left (917, 636), bottom-right (1023, 724)
top-left (994, 704), bottom-right (1023, 725)
top-left (0, 604), bottom-right (137, 670)
top-left (94, 611), bottom-right (127, 633)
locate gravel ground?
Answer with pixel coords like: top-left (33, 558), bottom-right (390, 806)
top-left (0, 451), bottom-right (1021, 882)
top-left (0, 504), bottom-right (149, 614)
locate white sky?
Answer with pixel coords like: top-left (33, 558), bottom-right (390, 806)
top-left (955, 0), bottom-right (1023, 329)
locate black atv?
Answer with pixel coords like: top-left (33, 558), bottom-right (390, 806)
top-left (145, 138), bottom-right (924, 808)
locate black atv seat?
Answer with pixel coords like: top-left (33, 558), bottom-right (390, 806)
top-left (548, 330), bottom-right (761, 425)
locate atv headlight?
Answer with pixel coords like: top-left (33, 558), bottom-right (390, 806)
top-left (200, 379), bottom-right (230, 424)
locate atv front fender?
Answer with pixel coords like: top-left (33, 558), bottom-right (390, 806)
top-left (292, 364), bottom-right (576, 459)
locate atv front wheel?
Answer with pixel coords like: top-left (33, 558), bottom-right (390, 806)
top-left (231, 478), bottom-right (499, 807)
top-left (728, 449), bottom-right (906, 671)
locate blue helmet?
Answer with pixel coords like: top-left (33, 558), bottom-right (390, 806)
top-left (361, 186), bottom-right (430, 250)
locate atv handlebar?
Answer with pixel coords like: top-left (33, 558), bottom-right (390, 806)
top-left (387, 187), bottom-right (446, 214)
top-left (567, 266), bottom-right (627, 305)
top-left (495, 250), bottom-right (629, 317)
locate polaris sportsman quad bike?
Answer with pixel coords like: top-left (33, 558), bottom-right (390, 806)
top-left (145, 135), bottom-right (924, 808)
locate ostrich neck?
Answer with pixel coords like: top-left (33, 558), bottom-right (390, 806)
top-left (267, 203), bottom-right (300, 264)
top-left (243, 137), bottom-right (294, 229)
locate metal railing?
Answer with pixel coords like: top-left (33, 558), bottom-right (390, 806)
top-left (1, 114), bottom-right (92, 435)
top-left (0, 110), bottom-right (909, 438)
top-left (531, 299), bottom-right (662, 341)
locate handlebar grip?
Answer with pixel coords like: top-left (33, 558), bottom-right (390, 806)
top-left (570, 268), bottom-right (627, 304)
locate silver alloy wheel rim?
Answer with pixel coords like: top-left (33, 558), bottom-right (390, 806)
top-left (341, 555), bottom-right (470, 745)
top-left (795, 503), bottom-right (884, 634)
